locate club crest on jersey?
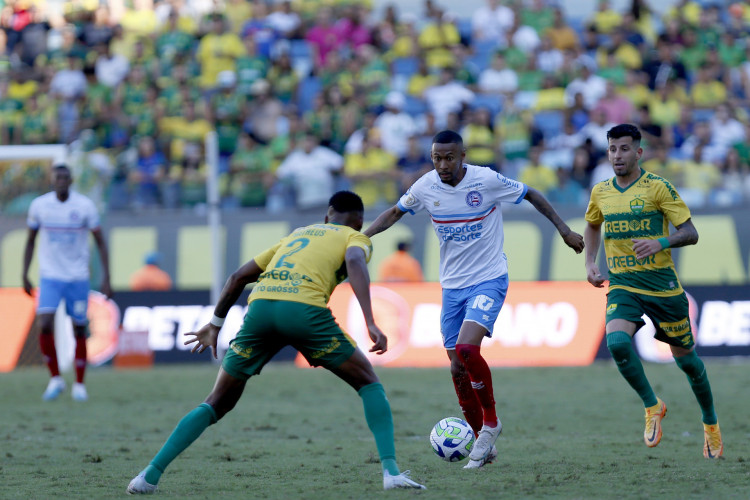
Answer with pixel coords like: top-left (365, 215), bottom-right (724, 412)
top-left (70, 210), bottom-right (81, 221)
top-left (465, 190), bottom-right (483, 207)
top-left (630, 198), bottom-right (644, 214)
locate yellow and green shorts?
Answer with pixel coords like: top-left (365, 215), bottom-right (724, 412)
top-left (221, 299), bottom-right (357, 380)
top-left (606, 288), bottom-right (694, 349)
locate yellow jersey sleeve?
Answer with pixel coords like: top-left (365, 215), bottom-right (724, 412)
top-left (653, 177), bottom-right (691, 227)
top-left (347, 232), bottom-right (373, 264)
top-left (584, 183), bottom-right (604, 224)
top-left (253, 242), bottom-right (282, 270)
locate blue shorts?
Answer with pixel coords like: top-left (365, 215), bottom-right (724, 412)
top-left (37, 278), bottom-right (90, 325)
top-left (440, 275), bottom-right (509, 349)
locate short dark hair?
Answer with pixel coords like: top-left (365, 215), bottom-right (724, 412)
top-left (432, 130), bottom-right (463, 148)
top-left (607, 124), bottom-right (642, 143)
top-left (329, 191), bottom-right (364, 213)
top-left (53, 164), bottom-right (71, 176)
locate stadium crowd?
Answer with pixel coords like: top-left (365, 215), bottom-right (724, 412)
top-left (2, 0), bottom-right (750, 214)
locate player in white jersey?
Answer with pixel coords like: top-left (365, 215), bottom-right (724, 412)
top-left (365, 130), bottom-right (584, 468)
top-left (23, 165), bottom-right (112, 402)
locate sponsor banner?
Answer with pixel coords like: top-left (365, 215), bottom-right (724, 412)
top-left (297, 282), bottom-right (608, 368)
top-left (0, 288), bottom-right (120, 372)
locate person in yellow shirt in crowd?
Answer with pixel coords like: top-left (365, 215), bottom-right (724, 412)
top-left (196, 14), bottom-right (245, 89)
top-left (641, 143), bottom-right (682, 183)
top-left (417, 9), bottom-right (460, 69)
top-left (590, 0), bottom-right (622, 34)
top-left (461, 108), bottom-right (498, 170)
top-left (545, 7), bottom-right (579, 51)
top-left (344, 131), bottom-right (398, 208)
top-left (519, 146), bottom-right (558, 196)
top-left (130, 252), bottom-right (173, 291)
top-left (690, 67), bottom-right (727, 109)
top-left (378, 241), bottom-right (424, 283)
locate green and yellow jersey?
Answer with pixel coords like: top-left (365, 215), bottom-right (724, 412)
top-left (585, 169), bottom-right (691, 297)
top-left (250, 223), bottom-right (372, 308)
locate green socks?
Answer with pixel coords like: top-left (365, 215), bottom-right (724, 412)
top-left (144, 403), bottom-right (218, 484)
top-left (674, 351), bottom-right (717, 425)
top-left (606, 331), bottom-right (658, 408)
top-left (358, 382), bottom-right (399, 476)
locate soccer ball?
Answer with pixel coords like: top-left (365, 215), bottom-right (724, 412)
top-left (429, 417), bottom-right (475, 462)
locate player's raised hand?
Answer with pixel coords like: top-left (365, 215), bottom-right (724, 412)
top-left (367, 323), bottom-right (388, 355)
top-left (563, 230), bottom-right (585, 253)
top-left (184, 323), bottom-right (221, 359)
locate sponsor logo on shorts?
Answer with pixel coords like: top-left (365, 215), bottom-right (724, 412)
top-left (658, 318), bottom-right (691, 338)
top-left (231, 343), bottom-right (253, 359)
top-left (310, 336), bottom-right (341, 359)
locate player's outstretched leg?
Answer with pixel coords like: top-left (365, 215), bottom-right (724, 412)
top-left (455, 344), bottom-right (502, 462)
top-left (606, 331), bottom-right (664, 446)
top-left (127, 403), bottom-right (218, 494)
top-left (333, 350), bottom-right (425, 490)
top-left (72, 328), bottom-right (88, 401)
top-left (673, 350), bottom-right (723, 458)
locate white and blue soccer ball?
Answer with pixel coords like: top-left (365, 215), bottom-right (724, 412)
top-left (429, 417), bottom-right (475, 462)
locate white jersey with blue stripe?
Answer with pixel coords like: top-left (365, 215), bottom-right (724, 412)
top-left (27, 190), bottom-right (100, 282)
top-left (397, 164), bottom-right (527, 289)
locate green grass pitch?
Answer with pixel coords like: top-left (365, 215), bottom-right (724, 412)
top-left (2, 360), bottom-right (749, 499)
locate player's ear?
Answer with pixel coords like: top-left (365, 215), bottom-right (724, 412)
top-left (636, 147), bottom-right (643, 159)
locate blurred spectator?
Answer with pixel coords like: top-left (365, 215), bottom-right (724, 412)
top-left (578, 107), bottom-right (615, 155)
top-left (228, 131), bottom-right (274, 208)
top-left (223, 0), bottom-right (253, 36)
top-left (597, 80), bottom-right (634, 124)
top-left (690, 67), bottom-right (727, 109)
top-left (679, 121), bottom-right (724, 164)
top-left (565, 62), bottom-right (607, 110)
top-left (80, 6), bottom-right (114, 48)
top-left (642, 39), bottom-right (687, 90)
top-left (305, 7), bottom-right (340, 68)
top-left (536, 36), bottom-right (564, 74)
top-left (647, 81), bottom-right (684, 128)
top-left (130, 252), bottom-right (173, 291)
top-left (131, 135), bottom-right (166, 208)
top-left (546, 7), bottom-right (579, 51)
top-left (378, 241), bottom-right (424, 283)
top-left (418, 8), bottom-right (461, 69)
top-left (344, 131), bottom-right (398, 208)
top-left (50, 53), bottom-right (87, 144)
top-left (406, 56), bottom-right (438, 97)
top-left (235, 35), bottom-right (268, 96)
top-left (590, 0), bottom-right (622, 34)
top-left (519, 146), bottom-right (558, 195)
top-left (95, 42), bottom-right (130, 88)
top-left (335, 4), bottom-right (372, 53)
top-left (510, 14), bottom-right (541, 55)
top-left (374, 91), bottom-right (417, 158)
top-left (471, 0), bottom-right (514, 45)
top-left (423, 66), bottom-right (475, 128)
top-left (244, 78), bottom-right (284, 144)
top-left (547, 167), bottom-right (586, 205)
top-left (196, 13), bottom-right (244, 89)
top-left (266, 1), bottom-right (301, 39)
top-left (543, 120), bottom-right (582, 169)
top-left (709, 103), bottom-right (745, 151)
top-left (478, 52), bottom-right (518, 95)
top-left (266, 52), bottom-right (298, 104)
top-left (396, 135), bottom-right (432, 194)
top-left (461, 107), bottom-right (497, 170)
top-left (274, 132), bottom-right (344, 210)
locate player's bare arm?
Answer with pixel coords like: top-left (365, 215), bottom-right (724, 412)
top-left (92, 228), bottom-right (113, 299)
top-left (363, 205), bottom-right (406, 238)
top-left (632, 218), bottom-right (699, 260)
top-left (22, 227), bottom-right (38, 296)
top-left (185, 259), bottom-right (264, 358)
top-left (584, 222), bottom-right (606, 288)
top-left (523, 187), bottom-right (585, 253)
top-left (345, 246), bottom-right (388, 355)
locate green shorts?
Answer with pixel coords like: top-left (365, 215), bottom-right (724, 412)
top-left (606, 288), bottom-right (694, 348)
top-left (221, 299), bottom-right (357, 380)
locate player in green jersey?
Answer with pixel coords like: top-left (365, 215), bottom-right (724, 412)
top-left (127, 191), bottom-right (425, 493)
top-left (583, 124), bottom-right (722, 458)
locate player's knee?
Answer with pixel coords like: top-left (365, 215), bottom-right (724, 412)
top-left (674, 351), bottom-right (704, 379)
top-left (606, 331), bottom-right (633, 361)
top-left (455, 343), bottom-right (478, 363)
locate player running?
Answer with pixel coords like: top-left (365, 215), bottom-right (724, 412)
top-left (584, 124), bottom-right (722, 458)
top-left (364, 130), bottom-right (584, 469)
top-left (127, 191), bottom-right (425, 494)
